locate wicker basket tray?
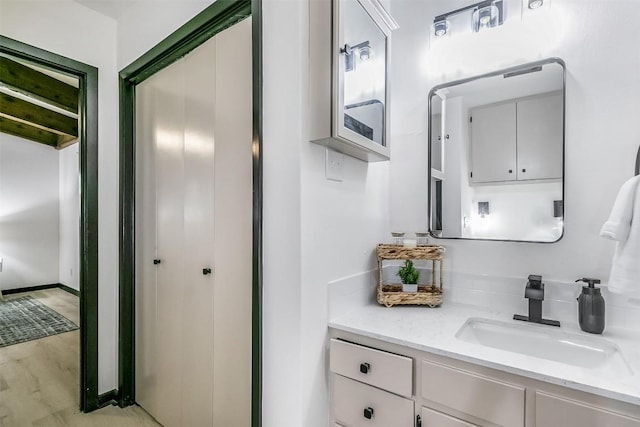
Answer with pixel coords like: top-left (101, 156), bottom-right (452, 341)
top-left (376, 244), bottom-right (444, 308)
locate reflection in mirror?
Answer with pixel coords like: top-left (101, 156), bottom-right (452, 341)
top-left (429, 59), bottom-right (565, 242)
top-left (342, 0), bottom-right (387, 146)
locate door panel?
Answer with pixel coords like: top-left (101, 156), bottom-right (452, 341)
top-left (212, 17), bottom-right (253, 426)
top-left (181, 35), bottom-right (217, 427)
top-left (153, 60), bottom-right (187, 427)
top-left (135, 76), bottom-right (159, 418)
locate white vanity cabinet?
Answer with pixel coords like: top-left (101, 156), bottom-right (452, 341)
top-left (470, 91), bottom-right (563, 184)
top-left (329, 339), bottom-right (414, 426)
top-left (329, 330), bottom-right (640, 427)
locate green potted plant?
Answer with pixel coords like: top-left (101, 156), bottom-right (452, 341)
top-left (397, 260), bottom-right (419, 292)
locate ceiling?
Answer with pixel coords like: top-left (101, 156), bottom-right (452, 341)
top-left (73, 0), bottom-right (137, 19)
top-left (0, 55), bottom-right (79, 149)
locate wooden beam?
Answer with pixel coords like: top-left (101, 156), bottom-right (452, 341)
top-left (0, 92), bottom-right (78, 137)
top-left (0, 116), bottom-right (59, 148)
top-left (0, 56), bottom-right (78, 113)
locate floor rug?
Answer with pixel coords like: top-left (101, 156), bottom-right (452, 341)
top-left (0, 296), bottom-right (78, 348)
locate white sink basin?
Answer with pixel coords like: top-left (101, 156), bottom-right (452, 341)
top-left (456, 318), bottom-right (633, 376)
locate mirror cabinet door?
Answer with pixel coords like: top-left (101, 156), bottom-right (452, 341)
top-left (428, 59), bottom-right (565, 243)
top-left (335, 0), bottom-right (391, 157)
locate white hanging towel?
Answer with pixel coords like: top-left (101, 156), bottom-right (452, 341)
top-left (600, 175), bottom-right (640, 295)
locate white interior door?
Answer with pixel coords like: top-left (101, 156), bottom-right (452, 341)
top-left (135, 17), bottom-right (252, 427)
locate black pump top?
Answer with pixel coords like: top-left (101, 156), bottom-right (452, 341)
top-left (576, 277), bottom-right (601, 288)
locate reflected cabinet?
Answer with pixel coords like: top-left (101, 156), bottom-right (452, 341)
top-left (310, 0), bottom-right (397, 162)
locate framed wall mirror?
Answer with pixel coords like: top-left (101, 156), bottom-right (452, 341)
top-left (428, 58), bottom-right (565, 243)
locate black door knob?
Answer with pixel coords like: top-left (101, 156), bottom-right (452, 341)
top-left (202, 268), bottom-right (212, 275)
top-left (360, 362), bottom-right (370, 374)
top-left (363, 407), bottom-right (374, 419)
top-left (153, 259), bottom-right (161, 265)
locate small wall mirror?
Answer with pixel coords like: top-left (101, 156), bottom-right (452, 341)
top-left (428, 58), bottom-right (565, 243)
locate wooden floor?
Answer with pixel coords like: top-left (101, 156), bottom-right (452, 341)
top-left (0, 288), bottom-right (160, 427)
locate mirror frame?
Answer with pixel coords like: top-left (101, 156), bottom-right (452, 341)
top-left (427, 57), bottom-right (566, 243)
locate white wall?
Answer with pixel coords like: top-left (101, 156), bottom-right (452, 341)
top-left (59, 144), bottom-right (80, 290)
top-left (116, 0), bottom-right (211, 69)
top-left (0, 135), bottom-right (60, 290)
top-left (0, 0), bottom-right (119, 393)
top-left (391, 0), bottom-right (640, 285)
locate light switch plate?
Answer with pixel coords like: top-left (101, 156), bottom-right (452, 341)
top-left (326, 149), bottom-right (344, 182)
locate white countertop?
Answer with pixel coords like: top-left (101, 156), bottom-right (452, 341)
top-left (329, 302), bottom-right (640, 406)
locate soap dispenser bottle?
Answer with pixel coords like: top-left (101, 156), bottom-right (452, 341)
top-left (575, 278), bottom-right (605, 334)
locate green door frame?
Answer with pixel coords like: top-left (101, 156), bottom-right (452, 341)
top-left (0, 36), bottom-right (100, 412)
top-left (118, 1), bottom-right (262, 425)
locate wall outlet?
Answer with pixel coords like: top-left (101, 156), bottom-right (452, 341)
top-left (326, 149), bottom-right (344, 182)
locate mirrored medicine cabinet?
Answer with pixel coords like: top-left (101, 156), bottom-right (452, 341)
top-left (309, 0), bottom-right (397, 162)
top-left (428, 58), bottom-right (566, 243)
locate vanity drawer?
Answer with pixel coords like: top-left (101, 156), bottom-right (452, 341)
top-left (421, 407), bottom-right (479, 427)
top-left (329, 338), bottom-right (413, 397)
top-left (421, 360), bottom-right (525, 427)
top-left (333, 374), bottom-right (414, 427)
top-left (535, 391), bottom-right (640, 427)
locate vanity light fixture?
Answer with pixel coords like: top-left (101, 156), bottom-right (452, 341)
top-left (528, 0), bottom-right (544, 9)
top-left (478, 201), bottom-right (490, 218)
top-left (434, 19), bottom-right (449, 37)
top-left (432, 0), bottom-right (504, 38)
top-left (341, 40), bottom-right (373, 72)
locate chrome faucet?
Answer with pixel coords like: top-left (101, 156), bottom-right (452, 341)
top-left (513, 275), bottom-right (560, 327)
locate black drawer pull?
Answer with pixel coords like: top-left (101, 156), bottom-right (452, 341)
top-left (153, 259), bottom-right (161, 265)
top-left (363, 407), bottom-right (374, 419)
top-left (359, 362), bottom-right (370, 374)
top-left (203, 268), bottom-right (212, 275)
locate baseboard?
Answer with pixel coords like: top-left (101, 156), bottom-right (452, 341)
top-left (58, 284), bottom-right (80, 296)
top-left (2, 283), bottom-right (80, 297)
top-left (2, 283), bottom-right (59, 295)
top-left (98, 389), bottom-right (120, 408)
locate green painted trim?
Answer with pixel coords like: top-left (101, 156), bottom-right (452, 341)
top-left (120, 0), bottom-right (251, 84)
top-left (251, 1), bottom-right (263, 426)
top-left (1, 283), bottom-right (80, 297)
top-left (0, 35), bottom-right (99, 413)
top-left (98, 389), bottom-right (119, 408)
top-left (118, 2), bottom-right (260, 423)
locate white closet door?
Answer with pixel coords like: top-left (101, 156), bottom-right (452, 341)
top-left (153, 59), bottom-right (187, 427)
top-left (135, 76), bottom-right (159, 418)
top-left (135, 17), bottom-right (252, 427)
top-left (181, 35), bottom-right (216, 427)
top-left (212, 17), bottom-right (252, 426)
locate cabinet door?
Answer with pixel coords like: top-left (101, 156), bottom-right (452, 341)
top-left (516, 93), bottom-right (563, 180)
top-left (421, 360), bottom-right (525, 427)
top-left (535, 392), bottom-right (640, 427)
top-left (333, 374), bottom-right (414, 427)
top-left (470, 102), bottom-right (517, 183)
top-left (421, 407), bottom-right (478, 427)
